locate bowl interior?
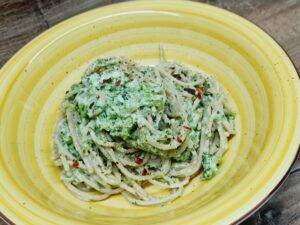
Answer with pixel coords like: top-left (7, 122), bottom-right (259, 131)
top-left (0, 1), bottom-right (299, 225)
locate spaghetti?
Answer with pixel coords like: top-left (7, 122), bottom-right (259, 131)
top-left (53, 54), bottom-right (235, 205)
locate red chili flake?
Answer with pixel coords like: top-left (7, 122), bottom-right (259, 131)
top-left (102, 78), bottom-right (112, 84)
top-left (135, 156), bottom-right (143, 165)
top-left (72, 160), bottom-right (79, 168)
top-left (195, 87), bottom-right (204, 99)
top-left (115, 80), bottom-right (121, 86)
top-left (183, 125), bottom-right (191, 130)
top-left (142, 168), bottom-right (148, 176)
top-left (172, 74), bottom-right (181, 80)
top-left (177, 136), bottom-right (183, 143)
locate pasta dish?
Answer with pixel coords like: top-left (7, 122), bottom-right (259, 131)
top-left (53, 53), bottom-right (235, 205)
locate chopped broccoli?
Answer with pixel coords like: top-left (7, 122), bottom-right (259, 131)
top-left (202, 152), bottom-right (218, 180)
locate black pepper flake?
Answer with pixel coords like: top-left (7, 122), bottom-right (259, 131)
top-left (184, 88), bottom-right (196, 95)
top-left (89, 102), bottom-right (94, 109)
top-left (102, 78), bottom-right (112, 84)
top-left (94, 66), bottom-right (101, 73)
top-left (172, 74), bottom-right (181, 80)
top-left (228, 134), bottom-right (235, 140)
top-left (115, 80), bottom-right (121, 86)
top-left (166, 137), bottom-right (171, 144)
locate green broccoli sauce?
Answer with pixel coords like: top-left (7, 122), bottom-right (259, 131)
top-left (58, 119), bottom-right (80, 159)
top-left (60, 57), bottom-right (235, 179)
top-left (202, 152), bottom-right (218, 180)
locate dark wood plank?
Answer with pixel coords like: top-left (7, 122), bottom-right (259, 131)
top-left (0, 1), bottom-right (299, 225)
top-left (241, 170), bottom-right (300, 225)
top-left (0, 0), bottom-right (49, 66)
top-left (36, 0), bottom-right (127, 26)
top-left (204, 0), bottom-right (300, 71)
top-left (293, 155), bottom-right (300, 171)
top-left (1, 0), bottom-right (300, 70)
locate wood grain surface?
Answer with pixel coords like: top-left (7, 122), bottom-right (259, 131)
top-left (0, 0), bottom-right (299, 224)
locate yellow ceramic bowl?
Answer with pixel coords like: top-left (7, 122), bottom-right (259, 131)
top-left (0, 1), bottom-right (299, 224)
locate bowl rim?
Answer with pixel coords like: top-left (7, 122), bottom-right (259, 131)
top-left (0, 1), bottom-right (299, 224)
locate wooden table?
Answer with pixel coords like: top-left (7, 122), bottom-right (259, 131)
top-left (0, 0), bottom-right (299, 224)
